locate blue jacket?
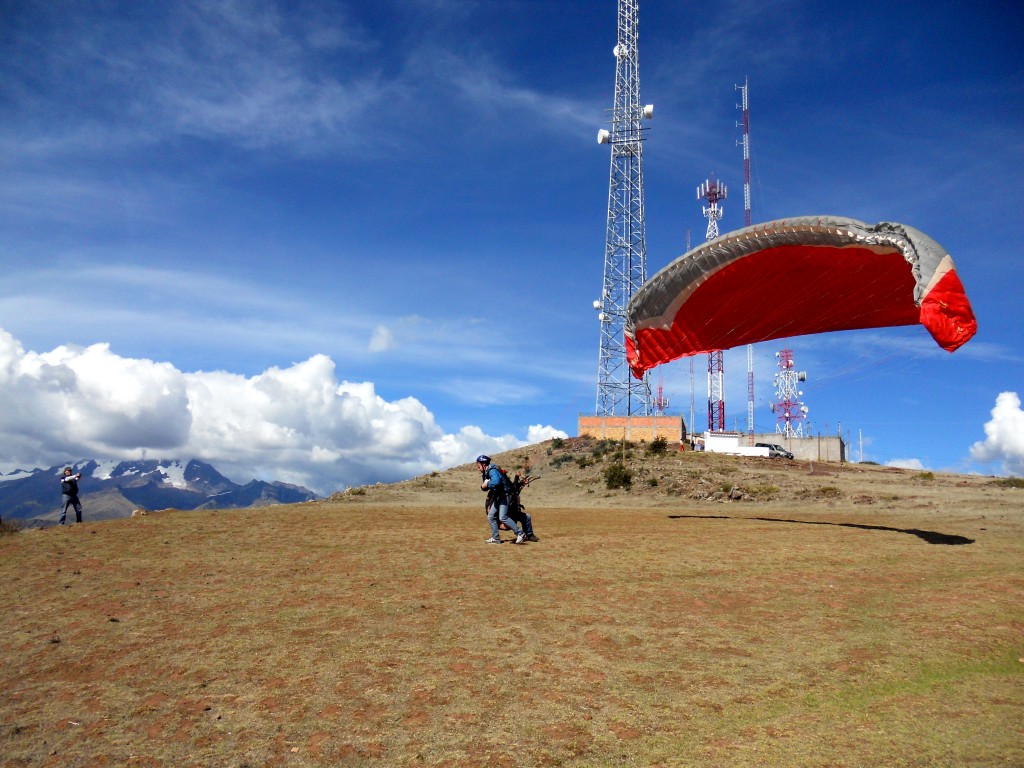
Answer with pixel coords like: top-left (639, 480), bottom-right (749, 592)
top-left (482, 464), bottom-right (507, 499)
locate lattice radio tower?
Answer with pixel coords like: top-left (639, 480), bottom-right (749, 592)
top-left (770, 348), bottom-right (809, 437)
top-left (698, 177), bottom-right (727, 432)
top-left (594, 0), bottom-right (654, 416)
top-left (736, 76), bottom-right (755, 444)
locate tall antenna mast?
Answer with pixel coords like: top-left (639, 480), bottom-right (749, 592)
top-left (736, 76), bottom-right (754, 444)
top-left (698, 177), bottom-right (727, 432)
top-left (594, 0), bottom-right (654, 416)
top-left (685, 226), bottom-right (693, 438)
top-left (736, 77), bottom-right (751, 228)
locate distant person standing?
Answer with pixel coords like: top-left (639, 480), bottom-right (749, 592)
top-left (59, 467), bottom-right (83, 525)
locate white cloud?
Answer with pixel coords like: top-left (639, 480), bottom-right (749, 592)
top-left (969, 392), bottom-right (1024, 477)
top-left (0, 327), bottom-right (566, 495)
top-left (525, 424), bottom-right (569, 443)
top-left (428, 423), bottom-right (567, 470)
top-left (369, 326), bottom-right (396, 353)
top-left (885, 458), bottom-right (927, 471)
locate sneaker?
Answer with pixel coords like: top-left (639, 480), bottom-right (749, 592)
top-left (485, 536), bottom-right (502, 544)
top-left (527, 534), bottom-right (540, 542)
top-left (515, 533), bottom-right (527, 545)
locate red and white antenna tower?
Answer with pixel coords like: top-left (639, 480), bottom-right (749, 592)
top-left (652, 377), bottom-right (670, 414)
top-left (770, 348), bottom-right (809, 437)
top-left (698, 177), bottom-right (727, 432)
top-left (736, 76), bottom-right (754, 444)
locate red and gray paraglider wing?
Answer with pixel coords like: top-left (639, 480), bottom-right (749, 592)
top-left (625, 216), bottom-right (977, 377)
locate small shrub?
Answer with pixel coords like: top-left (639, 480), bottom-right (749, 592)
top-left (604, 463), bottom-right (632, 490)
top-left (349, 487), bottom-right (367, 496)
top-left (914, 472), bottom-right (935, 481)
top-left (796, 486), bottom-right (841, 500)
top-left (990, 477), bottom-right (1024, 489)
top-left (551, 454), bottom-right (574, 468)
top-left (0, 518), bottom-right (23, 535)
top-left (742, 485), bottom-right (780, 497)
top-left (575, 457), bottom-right (594, 469)
top-left (551, 437), bottom-right (564, 450)
top-left (592, 439), bottom-right (626, 459)
top-left (648, 477), bottom-right (659, 487)
top-left (647, 437), bottom-right (668, 455)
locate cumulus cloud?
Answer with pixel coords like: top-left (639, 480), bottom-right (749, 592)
top-left (969, 392), bottom-right (1024, 476)
top-left (0, 328), bottom-right (567, 495)
top-left (885, 458), bottom-right (927, 471)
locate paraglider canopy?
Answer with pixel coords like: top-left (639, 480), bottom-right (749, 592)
top-left (625, 216), bottom-right (976, 378)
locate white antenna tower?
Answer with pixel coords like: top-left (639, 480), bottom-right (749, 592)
top-left (697, 178), bottom-right (727, 241)
top-left (698, 177), bottom-right (727, 431)
top-left (593, 0), bottom-right (654, 416)
top-left (770, 348), bottom-right (809, 437)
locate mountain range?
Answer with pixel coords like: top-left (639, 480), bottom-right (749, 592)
top-left (0, 459), bottom-right (318, 527)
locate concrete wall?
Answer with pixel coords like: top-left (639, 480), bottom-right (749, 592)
top-left (749, 433), bottom-right (847, 463)
top-left (576, 417), bottom-right (846, 463)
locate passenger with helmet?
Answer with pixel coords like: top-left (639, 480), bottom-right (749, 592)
top-left (475, 455), bottom-right (526, 544)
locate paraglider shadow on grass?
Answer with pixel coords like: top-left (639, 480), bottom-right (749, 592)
top-left (667, 514), bottom-right (975, 546)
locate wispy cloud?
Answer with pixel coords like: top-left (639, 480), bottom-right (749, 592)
top-left (2, 0), bottom-right (595, 163)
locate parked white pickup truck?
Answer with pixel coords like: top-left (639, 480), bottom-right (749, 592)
top-left (755, 442), bottom-right (794, 460)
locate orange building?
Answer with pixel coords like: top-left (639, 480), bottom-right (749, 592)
top-left (577, 414), bottom-right (687, 445)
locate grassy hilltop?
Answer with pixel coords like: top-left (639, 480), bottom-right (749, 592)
top-left (2, 438), bottom-right (1022, 767)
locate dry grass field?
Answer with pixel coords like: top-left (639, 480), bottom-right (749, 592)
top-left (2, 438), bottom-right (1022, 767)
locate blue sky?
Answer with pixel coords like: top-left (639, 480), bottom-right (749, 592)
top-left (1, 0), bottom-right (1022, 493)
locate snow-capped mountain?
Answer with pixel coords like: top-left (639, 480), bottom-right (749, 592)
top-left (0, 459), bottom-right (317, 526)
